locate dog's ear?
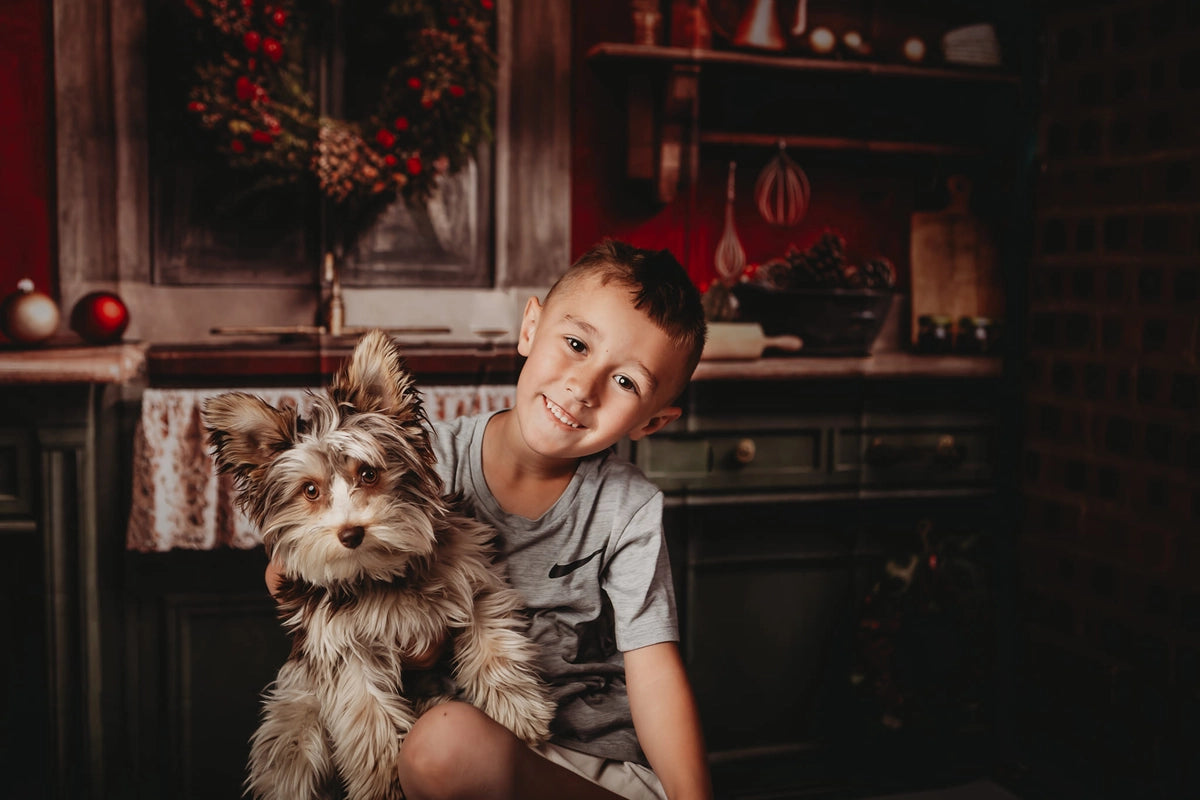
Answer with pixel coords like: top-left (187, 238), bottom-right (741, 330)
top-left (202, 392), bottom-right (297, 476)
top-left (330, 329), bottom-right (424, 424)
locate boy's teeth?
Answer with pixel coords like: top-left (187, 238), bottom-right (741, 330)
top-left (545, 397), bottom-right (580, 427)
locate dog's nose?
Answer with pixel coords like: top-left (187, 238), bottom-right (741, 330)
top-left (338, 526), bottom-right (365, 549)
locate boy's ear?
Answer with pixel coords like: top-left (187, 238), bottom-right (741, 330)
top-left (517, 295), bottom-right (542, 357)
top-left (627, 405), bottom-right (682, 441)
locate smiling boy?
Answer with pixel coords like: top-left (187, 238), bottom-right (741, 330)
top-left (397, 240), bottom-right (711, 800)
top-left (267, 240), bottom-right (711, 799)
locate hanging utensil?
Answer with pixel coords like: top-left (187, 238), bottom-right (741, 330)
top-left (733, 0), bottom-right (785, 51)
top-left (714, 161), bottom-right (746, 284)
top-left (754, 139), bottom-right (811, 227)
top-left (791, 0), bottom-right (808, 36)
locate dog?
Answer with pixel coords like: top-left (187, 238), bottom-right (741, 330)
top-left (202, 329), bottom-right (555, 800)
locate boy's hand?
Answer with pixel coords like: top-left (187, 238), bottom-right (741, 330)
top-left (263, 560), bottom-right (446, 668)
top-left (265, 558), bottom-right (285, 597)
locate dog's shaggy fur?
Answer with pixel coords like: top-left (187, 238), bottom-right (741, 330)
top-left (203, 330), bottom-right (555, 800)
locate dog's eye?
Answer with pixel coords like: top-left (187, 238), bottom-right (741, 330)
top-left (302, 482), bottom-right (321, 501)
top-left (358, 466), bottom-right (379, 485)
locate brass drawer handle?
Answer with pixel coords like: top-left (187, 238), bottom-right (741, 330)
top-left (734, 438), bottom-right (756, 465)
top-left (935, 434), bottom-right (963, 465)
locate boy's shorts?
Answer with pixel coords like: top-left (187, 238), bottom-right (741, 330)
top-left (534, 742), bottom-right (668, 800)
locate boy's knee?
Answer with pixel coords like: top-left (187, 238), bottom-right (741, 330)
top-left (398, 701), bottom-right (515, 799)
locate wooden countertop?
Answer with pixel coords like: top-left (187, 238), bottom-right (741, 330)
top-left (144, 340), bottom-right (524, 386)
top-left (0, 339), bottom-right (1002, 387)
top-left (691, 350), bottom-right (1003, 381)
top-left (0, 340), bottom-right (148, 384)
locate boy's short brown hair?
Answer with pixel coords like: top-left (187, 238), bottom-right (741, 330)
top-left (545, 240), bottom-right (708, 392)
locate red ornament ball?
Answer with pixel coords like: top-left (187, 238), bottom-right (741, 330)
top-left (71, 291), bottom-right (130, 344)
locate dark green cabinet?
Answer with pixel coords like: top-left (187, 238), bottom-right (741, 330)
top-left (637, 374), bottom-right (1012, 798)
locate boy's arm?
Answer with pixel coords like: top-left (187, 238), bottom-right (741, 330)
top-left (625, 641), bottom-right (713, 800)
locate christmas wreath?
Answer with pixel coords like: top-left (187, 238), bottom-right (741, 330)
top-left (182, 0), bottom-right (496, 215)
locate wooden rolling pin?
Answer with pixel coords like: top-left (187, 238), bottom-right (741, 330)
top-left (701, 322), bottom-right (803, 360)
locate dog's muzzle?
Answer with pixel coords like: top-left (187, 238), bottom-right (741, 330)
top-left (339, 525), bottom-right (365, 549)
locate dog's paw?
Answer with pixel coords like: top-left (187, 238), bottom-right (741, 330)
top-left (489, 687), bottom-right (556, 746)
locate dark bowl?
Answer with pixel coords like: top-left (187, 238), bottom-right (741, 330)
top-left (731, 283), bottom-right (894, 357)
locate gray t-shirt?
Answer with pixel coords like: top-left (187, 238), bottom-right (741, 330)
top-left (429, 412), bottom-right (679, 764)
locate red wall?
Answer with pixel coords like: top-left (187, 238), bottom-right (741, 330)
top-left (0, 0), bottom-right (55, 302)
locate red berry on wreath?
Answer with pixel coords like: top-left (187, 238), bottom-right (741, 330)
top-left (406, 157), bottom-right (422, 175)
top-left (449, 85), bottom-right (465, 98)
top-left (231, 139), bottom-right (246, 153)
top-left (70, 291), bottom-right (129, 344)
top-left (271, 8), bottom-right (286, 27)
top-left (262, 37), bottom-right (282, 62)
top-left (244, 30), bottom-right (261, 52)
top-left (235, 76), bottom-right (256, 101)
top-left (407, 77), bottom-right (421, 90)
top-left (187, 100), bottom-right (205, 113)
top-left (376, 129), bottom-right (395, 148)
top-left (394, 116), bottom-right (409, 131)
top-left (251, 130), bottom-right (275, 144)
top-left (384, 154), bottom-right (397, 167)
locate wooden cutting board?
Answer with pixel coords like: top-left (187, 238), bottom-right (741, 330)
top-left (909, 175), bottom-right (1004, 344)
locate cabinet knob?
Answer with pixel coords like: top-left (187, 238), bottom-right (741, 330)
top-left (734, 438), bottom-right (756, 465)
top-left (935, 434), bottom-right (962, 464)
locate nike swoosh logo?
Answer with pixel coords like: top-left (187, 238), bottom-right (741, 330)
top-left (548, 547), bottom-right (604, 579)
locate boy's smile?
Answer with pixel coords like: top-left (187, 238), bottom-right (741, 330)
top-left (509, 275), bottom-right (687, 465)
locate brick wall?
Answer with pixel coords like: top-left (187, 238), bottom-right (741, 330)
top-left (1023, 1), bottom-right (1200, 795)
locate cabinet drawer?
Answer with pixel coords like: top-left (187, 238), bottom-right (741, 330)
top-left (839, 425), bottom-right (994, 488)
top-left (636, 428), bottom-right (844, 492)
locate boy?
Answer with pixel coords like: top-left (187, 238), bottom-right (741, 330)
top-left (270, 240), bottom-right (712, 799)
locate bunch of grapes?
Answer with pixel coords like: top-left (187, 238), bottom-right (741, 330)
top-left (751, 232), bottom-right (896, 291)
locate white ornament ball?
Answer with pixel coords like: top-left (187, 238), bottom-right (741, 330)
top-left (1, 278), bottom-right (60, 345)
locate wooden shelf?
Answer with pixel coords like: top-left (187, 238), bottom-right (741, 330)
top-left (586, 42), bottom-right (1020, 85)
top-left (699, 131), bottom-right (985, 157)
top-left (586, 42), bottom-right (1019, 203)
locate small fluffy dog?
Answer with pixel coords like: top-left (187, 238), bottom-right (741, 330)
top-left (203, 330), bottom-right (555, 800)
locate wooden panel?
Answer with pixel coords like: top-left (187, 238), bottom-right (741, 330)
top-left (679, 503), bottom-right (858, 757)
top-left (0, 427), bottom-right (34, 518)
top-left (164, 595), bottom-right (291, 800)
top-left (495, 0), bottom-right (572, 286)
top-left (60, 0), bottom-right (571, 298)
top-left (124, 548), bottom-right (293, 800)
top-left (53, 0), bottom-right (120, 286)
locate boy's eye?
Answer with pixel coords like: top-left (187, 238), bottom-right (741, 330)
top-left (565, 336), bottom-right (586, 353)
top-left (358, 466), bottom-right (379, 485)
top-left (614, 374), bottom-right (639, 394)
top-left (302, 482), bottom-right (321, 501)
